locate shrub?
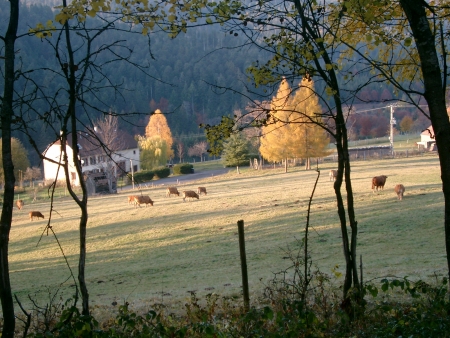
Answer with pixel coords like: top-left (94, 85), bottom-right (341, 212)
top-left (131, 170), bottom-right (154, 183)
top-left (173, 163), bottom-right (193, 175)
top-left (153, 166), bottom-right (170, 179)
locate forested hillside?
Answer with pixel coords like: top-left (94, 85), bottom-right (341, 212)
top-left (0, 2), bottom-right (435, 167)
top-left (0, 2), bottom-right (262, 165)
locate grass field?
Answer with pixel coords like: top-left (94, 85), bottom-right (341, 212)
top-left (8, 152), bottom-right (445, 316)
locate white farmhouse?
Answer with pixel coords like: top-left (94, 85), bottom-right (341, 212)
top-left (42, 140), bottom-right (81, 186)
top-left (79, 133), bottom-right (140, 176)
top-left (417, 125), bottom-right (436, 150)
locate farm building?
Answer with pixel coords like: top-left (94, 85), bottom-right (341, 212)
top-left (42, 140), bottom-right (81, 187)
top-left (78, 132), bottom-right (140, 176)
top-left (78, 132), bottom-right (140, 194)
top-left (417, 125), bottom-right (436, 151)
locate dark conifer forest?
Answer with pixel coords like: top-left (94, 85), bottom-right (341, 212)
top-left (0, 1), bottom-right (432, 166)
top-left (0, 2), bottom-right (264, 165)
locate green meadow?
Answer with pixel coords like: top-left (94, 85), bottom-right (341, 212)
top-left (9, 152), bottom-right (444, 316)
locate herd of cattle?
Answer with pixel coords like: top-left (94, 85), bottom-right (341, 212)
top-left (14, 170), bottom-right (406, 221)
top-left (127, 186), bottom-right (208, 208)
top-left (329, 170), bottom-right (405, 201)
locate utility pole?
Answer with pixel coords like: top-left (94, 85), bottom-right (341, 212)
top-left (130, 159), bottom-right (135, 189)
top-left (390, 105), bottom-right (397, 156)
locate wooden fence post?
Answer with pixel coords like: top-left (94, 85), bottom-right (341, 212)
top-left (237, 220), bottom-right (250, 311)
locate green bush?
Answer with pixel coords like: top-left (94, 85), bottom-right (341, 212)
top-left (173, 163), bottom-right (193, 175)
top-left (153, 166), bottom-right (170, 179)
top-left (131, 170), bottom-right (154, 183)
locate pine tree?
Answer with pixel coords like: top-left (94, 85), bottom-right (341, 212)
top-left (222, 133), bottom-right (251, 171)
top-left (145, 109), bottom-right (174, 159)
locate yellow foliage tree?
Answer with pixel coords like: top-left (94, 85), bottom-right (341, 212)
top-left (145, 109), bottom-right (174, 159)
top-left (260, 78), bottom-right (301, 172)
top-left (137, 135), bottom-right (169, 170)
top-left (290, 78), bottom-right (330, 169)
top-left (0, 138), bottom-right (30, 185)
top-left (260, 78), bottom-right (329, 171)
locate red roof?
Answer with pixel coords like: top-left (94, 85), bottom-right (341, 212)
top-left (421, 126), bottom-right (434, 138)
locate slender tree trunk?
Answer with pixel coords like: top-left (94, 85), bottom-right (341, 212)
top-left (400, 0), bottom-right (450, 281)
top-left (285, 157), bottom-right (288, 173)
top-left (292, 0), bottom-right (360, 299)
top-left (0, 0), bottom-right (19, 336)
top-left (61, 0), bottom-right (90, 314)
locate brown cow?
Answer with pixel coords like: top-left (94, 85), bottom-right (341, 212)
top-left (372, 175), bottom-right (388, 192)
top-left (166, 187), bottom-right (180, 197)
top-left (133, 195), bottom-right (154, 208)
top-left (329, 170), bottom-right (337, 182)
top-left (16, 199), bottom-right (24, 210)
top-left (197, 187), bottom-right (207, 195)
top-left (183, 190), bottom-right (199, 202)
top-left (394, 184), bottom-right (405, 200)
top-left (29, 211), bottom-right (44, 221)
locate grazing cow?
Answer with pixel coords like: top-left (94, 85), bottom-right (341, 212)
top-left (166, 187), bottom-right (180, 197)
top-left (183, 190), bottom-right (199, 202)
top-left (394, 184), bottom-right (405, 201)
top-left (329, 170), bottom-right (337, 182)
top-left (133, 195), bottom-right (154, 208)
top-left (29, 211), bottom-right (44, 221)
top-left (197, 187), bottom-right (207, 195)
top-left (16, 199), bottom-right (24, 210)
top-left (128, 195), bottom-right (137, 204)
top-left (372, 175), bottom-right (388, 192)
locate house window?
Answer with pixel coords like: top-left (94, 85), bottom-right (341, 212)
top-left (133, 165), bottom-right (138, 172)
top-left (133, 150), bottom-right (136, 154)
top-left (90, 157), bottom-right (96, 165)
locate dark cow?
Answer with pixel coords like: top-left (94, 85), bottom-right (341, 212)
top-left (183, 190), bottom-right (199, 202)
top-left (197, 187), bottom-right (207, 195)
top-left (372, 175), bottom-right (388, 192)
top-left (394, 184), bottom-right (405, 200)
top-left (166, 187), bottom-right (180, 197)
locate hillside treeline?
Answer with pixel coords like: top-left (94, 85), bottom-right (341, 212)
top-left (0, 2), bottom-right (262, 165)
top-left (0, 2), bottom-right (434, 167)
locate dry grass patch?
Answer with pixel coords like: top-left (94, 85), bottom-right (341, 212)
top-left (8, 153), bottom-right (445, 315)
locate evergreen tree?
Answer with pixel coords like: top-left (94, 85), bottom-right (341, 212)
top-left (145, 109), bottom-right (174, 159)
top-left (222, 133), bottom-right (251, 170)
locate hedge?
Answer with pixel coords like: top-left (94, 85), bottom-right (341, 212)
top-left (153, 166), bottom-right (170, 179)
top-left (131, 170), bottom-right (154, 183)
top-left (173, 163), bottom-right (194, 175)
